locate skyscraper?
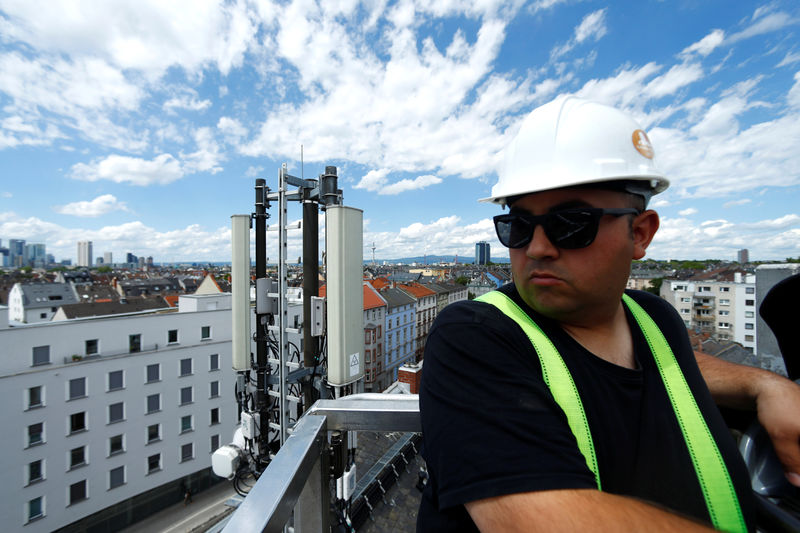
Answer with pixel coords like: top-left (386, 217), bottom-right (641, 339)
top-left (475, 241), bottom-right (490, 265)
top-left (104, 251), bottom-right (113, 265)
top-left (77, 240), bottom-right (93, 267)
top-left (8, 239), bottom-right (25, 267)
top-left (737, 249), bottom-right (749, 264)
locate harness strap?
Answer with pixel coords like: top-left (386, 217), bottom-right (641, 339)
top-left (622, 293), bottom-right (746, 533)
top-left (476, 290), bottom-right (745, 532)
top-left (476, 291), bottom-right (600, 488)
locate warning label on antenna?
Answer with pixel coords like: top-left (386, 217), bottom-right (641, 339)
top-left (349, 352), bottom-right (360, 377)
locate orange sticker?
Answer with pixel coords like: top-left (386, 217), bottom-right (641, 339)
top-left (632, 129), bottom-right (654, 159)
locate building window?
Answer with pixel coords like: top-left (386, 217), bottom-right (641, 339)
top-left (209, 353), bottom-right (219, 371)
top-left (181, 443), bottom-right (194, 462)
top-left (201, 326), bottom-right (211, 340)
top-left (28, 386), bottom-right (44, 409)
top-left (27, 496), bottom-right (44, 522)
top-left (211, 434), bottom-right (220, 453)
top-left (745, 323), bottom-right (754, 330)
top-left (146, 393), bottom-right (160, 414)
top-left (109, 434), bottom-right (124, 455)
top-left (210, 381), bottom-right (220, 398)
top-left (109, 466), bottom-right (125, 489)
top-left (108, 402), bottom-right (124, 424)
top-left (718, 322), bottom-right (731, 329)
top-left (147, 423), bottom-right (160, 443)
top-left (180, 358), bottom-right (192, 376)
top-left (146, 363), bottom-right (160, 383)
top-left (210, 407), bottom-right (220, 425)
top-left (745, 335), bottom-right (755, 342)
top-left (746, 287), bottom-right (755, 294)
top-left (180, 386), bottom-right (193, 405)
top-left (28, 460), bottom-right (44, 484)
top-left (147, 453), bottom-right (161, 474)
top-left (28, 423), bottom-right (44, 446)
top-left (69, 480), bottom-right (87, 505)
top-left (719, 310), bottom-right (729, 316)
top-left (70, 411), bottom-right (87, 433)
top-left (365, 350), bottom-right (371, 363)
top-left (168, 329), bottom-right (178, 344)
top-left (719, 286), bottom-right (730, 292)
top-left (69, 377), bottom-right (86, 400)
top-left (129, 334), bottom-right (141, 353)
top-left (745, 311), bottom-right (754, 318)
top-left (108, 370), bottom-right (124, 391)
top-left (720, 299), bottom-right (730, 306)
top-left (85, 339), bottom-right (99, 355)
top-left (32, 345), bottom-right (50, 366)
top-left (70, 446), bottom-right (86, 469)
top-left (181, 415), bottom-right (193, 433)
top-left (680, 308), bottom-right (690, 314)
top-left (745, 299), bottom-right (754, 306)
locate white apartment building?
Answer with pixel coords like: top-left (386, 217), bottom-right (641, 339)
top-left (77, 241), bottom-right (93, 268)
top-left (0, 294), bottom-right (237, 532)
top-left (382, 288), bottom-right (417, 385)
top-left (660, 273), bottom-right (757, 352)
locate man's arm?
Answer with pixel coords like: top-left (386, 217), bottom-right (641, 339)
top-left (696, 352), bottom-right (800, 487)
top-left (466, 488), bottom-right (714, 532)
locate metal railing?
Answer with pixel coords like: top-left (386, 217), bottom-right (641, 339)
top-left (222, 394), bottom-right (420, 533)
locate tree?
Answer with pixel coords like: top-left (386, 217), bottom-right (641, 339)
top-left (645, 277), bottom-right (663, 296)
top-left (454, 276), bottom-right (470, 286)
top-left (97, 266), bottom-right (112, 273)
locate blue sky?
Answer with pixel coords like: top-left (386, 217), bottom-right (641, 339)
top-left (1, 0), bottom-right (799, 264)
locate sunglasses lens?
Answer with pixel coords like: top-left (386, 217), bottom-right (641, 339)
top-left (495, 216), bottom-right (534, 248)
top-left (545, 211), bottom-right (599, 249)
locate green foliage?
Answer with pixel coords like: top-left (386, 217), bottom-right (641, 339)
top-left (454, 276), bottom-right (470, 286)
top-left (97, 266), bottom-right (112, 273)
top-left (644, 277), bottom-right (663, 295)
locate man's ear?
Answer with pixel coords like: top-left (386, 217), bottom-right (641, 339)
top-left (632, 210), bottom-right (659, 260)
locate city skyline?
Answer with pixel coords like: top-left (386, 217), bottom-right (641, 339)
top-left (1, 1), bottom-right (799, 264)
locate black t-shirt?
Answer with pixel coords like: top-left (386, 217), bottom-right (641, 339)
top-left (417, 285), bottom-right (755, 532)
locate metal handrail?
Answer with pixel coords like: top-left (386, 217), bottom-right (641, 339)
top-left (222, 394), bottom-right (420, 533)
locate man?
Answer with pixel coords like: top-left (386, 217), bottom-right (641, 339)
top-left (418, 96), bottom-right (800, 532)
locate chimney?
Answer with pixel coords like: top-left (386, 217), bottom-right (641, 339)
top-left (398, 361), bottom-right (423, 394)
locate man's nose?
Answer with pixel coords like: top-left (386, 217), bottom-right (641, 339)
top-left (525, 225), bottom-right (559, 260)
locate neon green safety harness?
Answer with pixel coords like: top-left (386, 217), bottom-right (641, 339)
top-left (476, 290), bottom-right (746, 532)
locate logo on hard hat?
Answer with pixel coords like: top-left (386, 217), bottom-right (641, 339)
top-left (632, 130), bottom-right (654, 159)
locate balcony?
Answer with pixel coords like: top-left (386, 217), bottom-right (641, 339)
top-left (222, 394), bottom-right (420, 533)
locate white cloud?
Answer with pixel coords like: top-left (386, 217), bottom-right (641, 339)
top-left (218, 117), bottom-right (248, 142)
top-left (70, 153), bottom-right (184, 186)
top-left (381, 174), bottom-right (443, 195)
top-left (789, 71), bottom-right (800, 108)
top-left (1, 192), bottom-right (12, 198)
top-left (550, 9), bottom-right (607, 60)
top-left (723, 198), bottom-right (752, 208)
top-left (778, 51), bottom-right (800, 68)
top-left (55, 194), bottom-right (129, 217)
top-left (728, 10), bottom-right (796, 44)
top-left (163, 95), bottom-right (212, 114)
top-left (678, 208), bottom-right (698, 216)
top-left (0, 0), bottom-right (259, 77)
top-left (644, 63), bottom-right (704, 99)
top-left (181, 127), bottom-right (224, 175)
top-left (365, 215), bottom-right (498, 258)
top-left (355, 169), bottom-right (391, 192)
top-left (680, 29), bottom-right (725, 58)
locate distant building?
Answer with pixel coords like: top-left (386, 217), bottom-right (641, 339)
top-left (9, 239), bottom-right (25, 267)
top-left (8, 282), bottom-right (79, 323)
top-left (660, 271), bottom-right (757, 353)
top-left (77, 241), bottom-right (93, 267)
top-left (25, 243), bottom-right (47, 268)
top-left (737, 249), bottom-right (749, 264)
top-left (104, 252), bottom-right (113, 265)
top-left (475, 241), bottom-right (490, 265)
top-left (126, 252), bottom-right (137, 264)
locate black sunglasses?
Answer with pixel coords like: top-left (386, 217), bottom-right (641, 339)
top-left (493, 208), bottom-right (640, 249)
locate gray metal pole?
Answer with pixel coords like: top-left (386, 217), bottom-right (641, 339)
top-left (302, 200), bottom-right (319, 413)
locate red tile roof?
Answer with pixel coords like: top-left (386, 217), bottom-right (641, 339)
top-left (397, 282), bottom-right (436, 298)
top-left (318, 283), bottom-right (386, 310)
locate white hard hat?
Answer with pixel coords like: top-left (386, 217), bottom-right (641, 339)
top-left (482, 95), bottom-right (669, 206)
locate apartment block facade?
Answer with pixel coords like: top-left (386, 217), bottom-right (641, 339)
top-left (660, 274), bottom-right (757, 352)
top-left (0, 294), bottom-right (237, 532)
